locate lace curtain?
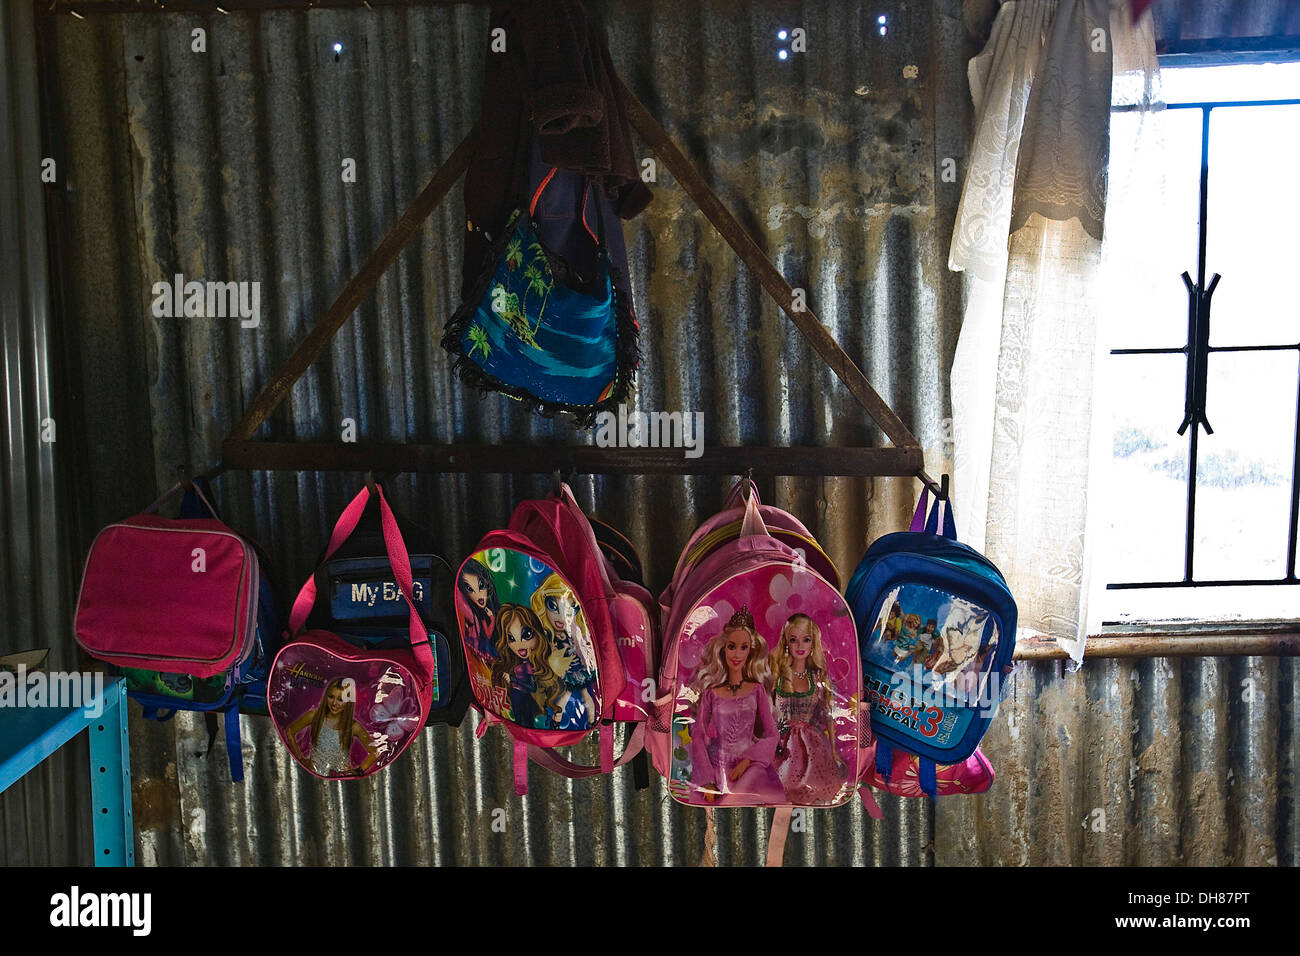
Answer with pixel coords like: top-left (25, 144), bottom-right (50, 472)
top-left (949, 0), bottom-right (1159, 662)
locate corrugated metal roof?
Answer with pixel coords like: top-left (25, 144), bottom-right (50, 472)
top-left (1, 0), bottom-right (1293, 867)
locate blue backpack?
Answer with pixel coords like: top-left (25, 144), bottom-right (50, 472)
top-left (845, 487), bottom-right (1017, 795)
top-left (120, 478), bottom-right (280, 782)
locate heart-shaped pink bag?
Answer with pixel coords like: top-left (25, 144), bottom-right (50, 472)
top-left (268, 483), bottom-right (435, 780)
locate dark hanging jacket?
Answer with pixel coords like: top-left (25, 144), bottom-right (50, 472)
top-left (460, 0), bottom-right (653, 298)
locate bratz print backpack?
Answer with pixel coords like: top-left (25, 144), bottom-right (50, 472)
top-left (846, 486), bottom-right (1016, 797)
top-left (454, 483), bottom-right (650, 794)
top-left (651, 480), bottom-right (870, 811)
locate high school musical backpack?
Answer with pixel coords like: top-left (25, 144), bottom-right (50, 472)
top-left (846, 486), bottom-right (1017, 797)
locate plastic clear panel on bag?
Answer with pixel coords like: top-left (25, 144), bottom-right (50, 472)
top-left (668, 563), bottom-right (860, 808)
top-left (861, 583), bottom-right (1001, 754)
top-left (268, 643), bottom-right (424, 779)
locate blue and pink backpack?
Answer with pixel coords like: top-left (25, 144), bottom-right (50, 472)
top-left (846, 487), bottom-right (1017, 797)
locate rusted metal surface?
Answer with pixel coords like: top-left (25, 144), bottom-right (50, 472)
top-left (1016, 626), bottom-right (1300, 660)
top-left (222, 439), bottom-right (926, 476)
top-left (9, 0), bottom-right (1293, 868)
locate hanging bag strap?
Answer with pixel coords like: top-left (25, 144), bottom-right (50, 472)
top-left (525, 723), bottom-right (646, 779)
top-left (144, 480), bottom-right (220, 518)
top-left (923, 494), bottom-right (957, 540)
top-left (288, 486), bottom-right (372, 635)
top-left (287, 485), bottom-right (433, 680)
top-left (909, 486), bottom-right (931, 532)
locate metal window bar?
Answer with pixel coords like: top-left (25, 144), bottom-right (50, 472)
top-left (1107, 96), bottom-right (1300, 590)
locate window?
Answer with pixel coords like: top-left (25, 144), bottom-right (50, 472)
top-left (1096, 62), bottom-right (1300, 625)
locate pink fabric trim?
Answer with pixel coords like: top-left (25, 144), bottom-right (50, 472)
top-left (766, 807), bottom-right (793, 867)
top-left (513, 739), bottom-right (529, 796)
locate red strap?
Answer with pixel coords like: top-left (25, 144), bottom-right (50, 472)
top-left (288, 486), bottom-right (371, 634)
top-left (600, 724), bottom-right (614, 774)
top-left (375, 485), bottom-right (433, 678)
top-left (513, 739), bottom-right (530, 796)
top-left (526, 724), bottom-right (645, 779)
top-left (578, 180), bottom-right (597, 243)
top-left (529, 167), bottom-right (558, 218)
top-left (859, 785), bottom-right (883, 819)
top-left (286, 484), bottom-right (433, 681)
top-left (766, 807), bottom-right (793, 867)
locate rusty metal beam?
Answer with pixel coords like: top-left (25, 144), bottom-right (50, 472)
top-left (222, 440), bottom-right (923, 477)
top-left (616, 76), bottom-right (920, 453)
top-left (226, 125), bottom-right (477, 443)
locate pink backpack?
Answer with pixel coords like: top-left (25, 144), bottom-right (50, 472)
top-left (267, 483), bottom-right (436, 779)
top-left (650, 479), bottom-right (876, 864)
top-left (454, 483), bottom-right (649, 794)
top-left (75, 482), bottom-right (260, 680)
top-left (74, 481), bottom-right (269, 781)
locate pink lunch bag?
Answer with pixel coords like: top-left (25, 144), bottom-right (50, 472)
top-left (267, 483), bottom-right (435, 780)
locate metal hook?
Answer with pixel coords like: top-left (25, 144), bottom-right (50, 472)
top-left (916, 469), bottom-right (948, 502)
top-left (176, 464), bottom-right (195, 492)
top-left (364, 470), bottom-right (378, 496)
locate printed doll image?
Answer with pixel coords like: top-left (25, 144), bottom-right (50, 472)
top-left (458, 558), bottom-right (500, 661)
top-left (284, 677), bottom-right (379, 777)
top-left (489, 604), bottom-right (564, 729)
top-left (951, 643), bottom-right (992, 700)
top-left (913, 619), bottom-right (939, 666)
top-left (930, 601), bottom-right (989, 675)
top-left (771, 614), bottom-right (846, 804)
top-left (875, 602), bottom-right (902, 647)
top-left (531, 574), bottom-right (597, 729)
top-left (688, 607), bottom-right (786, 806)
top-left (892, 613), bottom-right (923, 663)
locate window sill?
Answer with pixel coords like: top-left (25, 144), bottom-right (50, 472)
top-left (1013, 621), bottom-right (1300, 660)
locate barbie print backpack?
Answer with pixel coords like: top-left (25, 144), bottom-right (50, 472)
top-left (74, 478), bottom-right (279, 782)
top-left (268, 482), bottom-right (437, 779)
top-left (454, 483), bottom-right (650, 794)
top-left (651, 479), bottom-right (873, 862)
top-left (846, 487), bottom-right (1016, 797)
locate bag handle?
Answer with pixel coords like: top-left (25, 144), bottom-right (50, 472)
top-left (909, 486), bottom-right (931, 533)
top-left (740, 489), bottom-right (768, 538)
top-left (526, 724), bottom-right (645, 778)
top-left (374, 483), bottom-right (434, 677)
top-left (923, 496), bottom-right (957, 540)
top-left (288, 484), bottom-right (433, 678)
top-left (557, 482), bottom-right (615, 597)
top-left (144, 481), bottom-right (219, 518)
top-left (288, 485), bottom-right (371, 634)
top-left (723, 474), bottom-right (760, 511)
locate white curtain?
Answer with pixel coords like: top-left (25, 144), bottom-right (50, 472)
top-left (949, 0), bottom-right (1159, 662)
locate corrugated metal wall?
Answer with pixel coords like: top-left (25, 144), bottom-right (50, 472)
top-left (2, 0), bottom-right (1293, 866)
top-left (0, 0), bottom-right (92, 867)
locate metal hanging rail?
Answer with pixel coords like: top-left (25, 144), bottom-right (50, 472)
top-left (220, 74), bottom-right (929, 481)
